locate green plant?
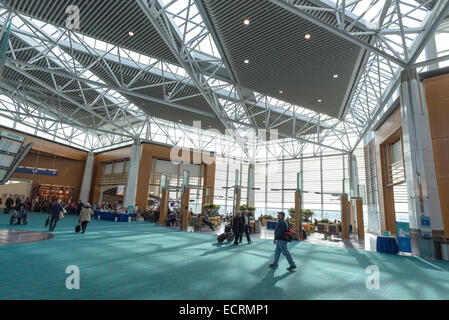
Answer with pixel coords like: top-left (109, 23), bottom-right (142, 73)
top-left (287, 208), bottom-right (315, 222)
top-left (319, 218), bottom-right (329, 223)
top-left (302, 209), bottom-right (314, 222)
top-left (203, 203), bottom-right (220, 216)
top-left (262, 214), bottom-right (275, 220)
top-left (247, 206), bottom-right (256, 212)
top-left (203, 203), bottom-right (220, 210)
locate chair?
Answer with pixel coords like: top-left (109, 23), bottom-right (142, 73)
top-left (317, 223), bottom-right (329, 239)
top-left (192, 216), bottom-right (201, 231)
top-left (327, 224), bottom-right (339, 240)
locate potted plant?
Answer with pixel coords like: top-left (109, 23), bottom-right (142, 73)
top-left (261, 214), bottom-right (275, 226)
top-left (288, 208), bottom-right (315, 222)
top-left (240, 204), bottom-right (256, 217)
top-left (302, 209), bottom-right (315, 222)
top-left (203, 203), bottom-right (220, 216)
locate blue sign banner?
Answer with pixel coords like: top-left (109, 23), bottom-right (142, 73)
top-left (421, 216), bottom-right (431, 227)
top-left (15, 166), bottom-right (58, 176)
top-left (396, 221), bottom-right (411, 253)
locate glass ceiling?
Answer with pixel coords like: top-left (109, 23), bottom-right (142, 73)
top-left (0, 0), bottom-right (445, 160)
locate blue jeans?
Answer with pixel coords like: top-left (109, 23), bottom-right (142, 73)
top-left (273, 240), bottom-right (295, 267)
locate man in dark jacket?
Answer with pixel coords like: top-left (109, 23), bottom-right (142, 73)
top-left (269, 212), bottom-right (296, 271)
top-left (5, 196), bottom-right (14, 213)
top-left (238, 210), bottom-right (252, 244)
top-left (49, 199), bottom-right (64, 232)
top-left (232, 211), bottom-right (244, 245)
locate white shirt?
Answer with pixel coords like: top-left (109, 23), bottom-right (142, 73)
top-left (244, 215), bottom-right (249, 225)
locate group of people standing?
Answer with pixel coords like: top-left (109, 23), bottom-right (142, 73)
top-left (2, 196), bottom-right (31, 213)
top-left (231, 210), bottom-right (252, 245)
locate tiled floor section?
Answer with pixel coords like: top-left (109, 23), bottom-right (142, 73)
top-left (1, 212), bottom-right (447, 300)
top-left (0, 229), bottom-right (54, 246)
top-left (190, 222), bottom-right (389, 252)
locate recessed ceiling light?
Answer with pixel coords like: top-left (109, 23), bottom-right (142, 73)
top-left (317, 99), bottom-right (322, 103)
top-left (333, 74), bottom-right (339, 78)
top-left (179, 120), bottom-right (182, 123)
top-left (279, 90), bottom-right (284, 94)
top-left (128, 31), bottom-right (134, 37)
top-left (244, 59), bottom-right (250, 64)
top-left (305, 34), bottom-right (311, 39)
top-left (243, 18), bottom-right (250, 26)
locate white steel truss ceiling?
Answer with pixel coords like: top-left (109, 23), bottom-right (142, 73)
top-left (0, 0), bottom-right (448, 160)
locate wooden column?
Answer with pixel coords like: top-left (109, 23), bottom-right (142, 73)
top-left (234, 187), bottom-right (241, 214)
top-left (341, 195), bottom-right (350, 240)
top-left (295, 190), bottom-right (301, 240)
top-left (379, 144), bottom-right (397, 235)
top-left (202, 162), bottom-right (216, 213)
top-left (135, 145), bottom-right (153, 212)
top-left (202, 187), bottom-right (213, 214)
top-left (159, 188), bottom-right (169, 225)
top-left (181, 187), bottom-right (190, 231)
top-left (356, 198), bottom-right (365, 240)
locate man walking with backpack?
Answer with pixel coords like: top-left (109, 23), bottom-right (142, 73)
top-left (49, 199), bottom-right (64, 232)
top-left (269, 212), bottom-right (296, 271)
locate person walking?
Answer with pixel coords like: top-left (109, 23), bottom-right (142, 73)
top-left (79, 203), bottom-right (93, 234)
top-left (202, 214), bottom-right (215, 231)
top-left (15, 197), bottom-right (21, 210)
top-left (49, 199), bottom-right (64, 232)
top-left (238, 210), bottom-right (252, 244)
top-left (269, 212), bottom-right (296, 271)
top-left (5, 196), bottom-right (13, 214)
top-left (232, 211), bottom-right (244, 245)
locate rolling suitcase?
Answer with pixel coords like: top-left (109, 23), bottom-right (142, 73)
top-left (75, 224), bottom-right (81, 233)
top-left (217, 233), bottom-right (227, 243)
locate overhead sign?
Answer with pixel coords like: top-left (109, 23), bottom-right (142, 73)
top-left (15, 166), bottom-right (58, 176)
top-left (0, 130), bottom-right (25, 142)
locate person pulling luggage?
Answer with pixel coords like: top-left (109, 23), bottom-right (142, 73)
top-left (232, 211), bottom-right (244, 245)
top-left (79, 202), bottom-right (93, 234)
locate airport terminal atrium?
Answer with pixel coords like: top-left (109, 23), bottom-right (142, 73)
top-left (0, 0), bottom-right (449, 301)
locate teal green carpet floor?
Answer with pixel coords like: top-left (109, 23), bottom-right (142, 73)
top-left (1, 212), bottom-right (449, 300)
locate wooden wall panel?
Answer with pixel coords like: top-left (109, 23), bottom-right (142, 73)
top-left (12, 151), bottom-right (85, 201)
top-left (135, 145), bottom-right (153, 210)
top-left (423, 73), bottom-right (449, 237)
top-left (95, 143), bottom-right (217, 212)
top-left (433, 138), bottom-right (449, 178)
top-left (0, 127), bottom-right (88, 161)
top-left (374, 107), bottom-right (402, 236)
